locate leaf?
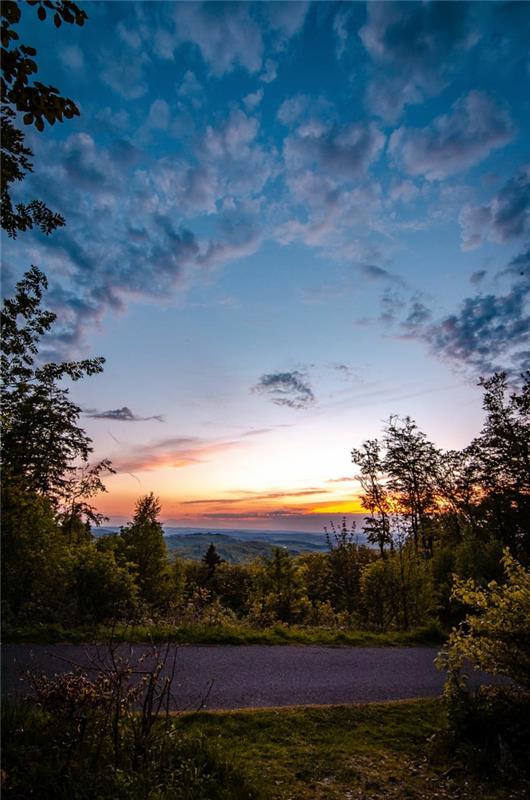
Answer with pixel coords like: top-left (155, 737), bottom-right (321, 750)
top-left (35, 117), bottom-right (44, 132)
top-left (37, 6), bottom-right (46, 21)
top-left (23, 113), bottom-right (34, 124)
top-left (54, 13), bottom-right (61, 28)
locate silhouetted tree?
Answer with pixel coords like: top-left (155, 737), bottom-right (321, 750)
top-left (1, 266), bottom-right (105, 498)
top-left (352, 439), bottom-right (392, 557)
top-left (383, 416), bottom-right (439, 557)
top-left (1, 0), bottom-right (87, 237)
top-left (202, 542), bottom-right (224, 578)
top-left (470, 373), bottom-right (530, 562)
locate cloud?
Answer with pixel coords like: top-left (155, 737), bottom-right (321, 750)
top-left (60, 44), bottom-right (85, 71)
top-left (261, 1), bottom-right (309, 44)
top-left (470, 270), bottom-right (487, 285)
top-left (6, 110), bottom-right (277, 356)
top-left (172, 2), bottom-right (263, 75)
top-left (145, 98), bottom-right (170, 131)
top-left (181, 487), bottom-right (329, 506)
top-left (333, 6), bottom-right (351, 59)
top-left (113, 436), bottom-right (245, 473)
top-left (358, 263), bottom-right (405, 286)
top-left (390, 92), bottom-right (514, 181)
top-left (243, 88), bottom-right (264, 110)
top-left (252, 371), bottom-right (315, 409)
top-left (285, 120), bottom-right (385, 183)
top-left (99, 49), bottom-right (149, 98)
top-left (459, 165), bottom-right (530, 250)
top-left (86, 406), bottom-right (164, 422)
top-left (360, 1), bottom-right (476, 120)
top-left (259, 58), bottom-right (278, 83)
top-left (401, 250), bottom-right (530, 376)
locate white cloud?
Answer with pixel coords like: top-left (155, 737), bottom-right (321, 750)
top-left (389, 92), bottom-right (513, 180)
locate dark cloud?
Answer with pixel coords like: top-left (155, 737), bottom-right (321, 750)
top-left (401, 250), bottom-right (530, 376)
top-left (390, 92), bottom-right (513, 180)
top-left (358, 263), bottom-right (405, 286)
top-left (252, 371), bottom-right (315, 409)
top-left (86, 406), bottom-right (164, 422)
top-left (360, 1), bottom-right (474, 120)
top-left (459, 165), bottom-right (530, 250)
top-left (284, 120), bottom-right (384, 183)
top-left (470, 270), bottom-right (487, 285)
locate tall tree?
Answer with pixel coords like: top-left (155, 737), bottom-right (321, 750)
top-left (1, 0), bottom-right (87, 237)
top-left (118, 494), bottom-right (171, 610)
top-left (325, 518), bottom-right (373, 615)
top-left (1, 266), bottom-right (104, 498)
top-left (351, 439), bottom-right (392, 557)
top-left (471, 373), bottom-right (530, 561)
top-left (383, 416), bottom-right (439, 557)
top-left (202, 542), bottom-right (224, 578)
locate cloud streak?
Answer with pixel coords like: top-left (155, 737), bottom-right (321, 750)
top-left (86, 406), bottom-right (164, 423)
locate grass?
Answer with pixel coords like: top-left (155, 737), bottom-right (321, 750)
top-left (3, 698), bottom-right (528, 798)
top-left (175, 699), bottom-right (530, 799)
top-left (1, 620), bottom-right (445, 646)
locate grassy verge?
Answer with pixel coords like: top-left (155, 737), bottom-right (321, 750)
top-left (2, 620), bottom-right (445, 646)
top-left (176, 699), bottom-right (529, 799)
top-left (4, 699), bottom-right (526, 799)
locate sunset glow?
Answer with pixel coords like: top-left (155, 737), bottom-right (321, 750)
top-left (4, 1), bottom-right (528, 531)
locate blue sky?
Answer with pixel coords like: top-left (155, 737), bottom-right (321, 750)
top-left (3, 1), bottom-right (530, 528)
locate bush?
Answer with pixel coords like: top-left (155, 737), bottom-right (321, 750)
top-left (435, 550), bottom-right (530, 774)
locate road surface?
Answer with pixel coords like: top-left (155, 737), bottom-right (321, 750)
top-left (1, 643), bottom-right (487, 711)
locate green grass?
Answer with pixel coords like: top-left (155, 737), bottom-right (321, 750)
top-left (175, 699), bottom-right (530, 799)
top-left (1, 620), bottom-right (445, 646)
top-left (3, 699), bottom-right (528, 798)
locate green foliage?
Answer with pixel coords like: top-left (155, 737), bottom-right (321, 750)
top-left (1, 483), bottom-right (71, 621)
top-left (118, 493), bottom-right (173, 610)
top-left (325, 518), bottom-right (375, 616)
top-left (71, 544), bottom-right (138, 623)
top-left (440, 549), bottom-right (530, 689)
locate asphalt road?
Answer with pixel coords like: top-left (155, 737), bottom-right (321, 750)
top-left (1, 643), bottom-right (463, 710)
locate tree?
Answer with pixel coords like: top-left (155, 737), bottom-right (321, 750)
top-left (57, 460), bottom-right (115, 543)
top-left (1, 0), bottom-right (87, 237)
top-left (470, 373), bottom-right (530, 562)
top-left (1, 266), bottom-right (105, 499)
top-left (383, 416), bottom-right (439, 557)
top-left (325, 518), bottom-right (374, 616)
top-left (118, 494), bottom-right (172, 610)
top-left (202, 542), bottom-right (224, 578)
top-left (351, 439), bottom-right (392, 557)
top-left (262, 547), bottom-right (301, 624)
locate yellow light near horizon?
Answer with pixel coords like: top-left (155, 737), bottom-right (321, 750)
top-left (309, 500), bottom-right (365, 515)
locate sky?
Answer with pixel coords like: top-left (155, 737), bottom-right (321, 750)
top-left (3, 1), bottom-right (530, 531)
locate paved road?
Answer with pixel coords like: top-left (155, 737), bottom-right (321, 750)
top-left (1, 643), bottom-right (483, 711)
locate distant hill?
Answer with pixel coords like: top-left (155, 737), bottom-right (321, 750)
top-left (94, 526), bottom-right (348, 564)
top-left (164, 532), bottom-right (276, 563)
